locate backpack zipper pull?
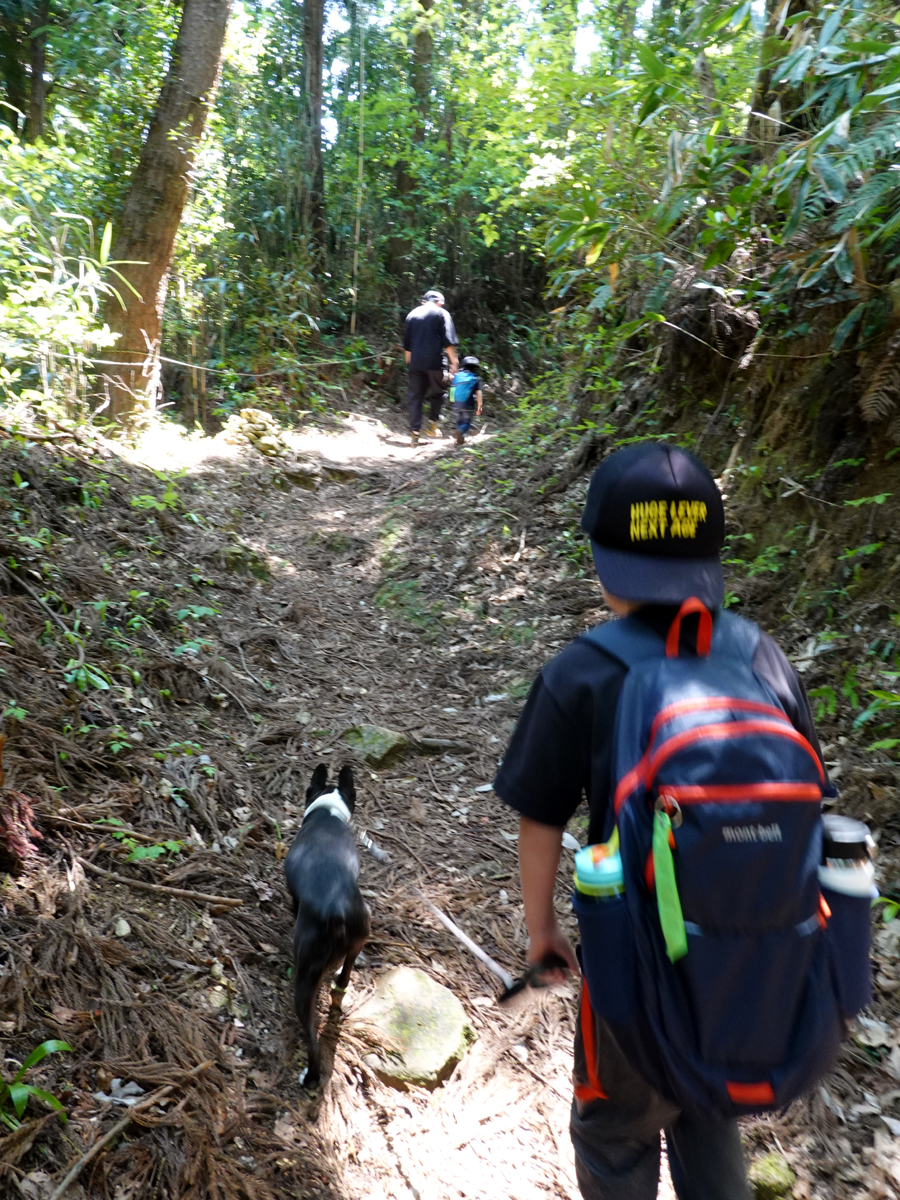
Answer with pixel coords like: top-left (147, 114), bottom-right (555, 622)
top-left (653, 805), bottom-right (688, 963)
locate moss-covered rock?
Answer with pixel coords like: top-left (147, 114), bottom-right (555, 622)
top-left (341, 723), bottom-right (409, 767)
top-left (352, 966), bottom-right (473, 1090)
top-left (749, 1152), bottom-right (796, 1200)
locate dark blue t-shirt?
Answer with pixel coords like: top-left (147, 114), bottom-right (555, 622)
top-left (403, 302), bottom-right (459, 370)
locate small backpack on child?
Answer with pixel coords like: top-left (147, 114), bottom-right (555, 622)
top-left (449, 370), bottom-right (479, 407)
top-left (573, 597), bottom-right (874, 1118)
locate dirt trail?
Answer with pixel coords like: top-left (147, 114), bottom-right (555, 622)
top-left (0, 400), bottom-right (604, 1200)
top-left (5, 394), bottom-right (896, 1199)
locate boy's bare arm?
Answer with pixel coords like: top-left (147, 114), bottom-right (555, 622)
top-left (518, 815), bottom-right (578, 978)
top-left (475, 388), bottom-right (483, 415)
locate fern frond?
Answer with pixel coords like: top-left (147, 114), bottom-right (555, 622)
top-left (833, 171), bottom-right (900, 232)
top-left (860, 331), bottom-right (900, 422)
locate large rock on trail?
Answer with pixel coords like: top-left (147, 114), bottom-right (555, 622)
top-left (341, 723), bottom-right (409, 767)
top-left (352, 967), bottom-right (473, 1091)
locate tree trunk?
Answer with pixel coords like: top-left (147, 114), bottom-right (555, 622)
top-left (0, 14), bottom-right (28, 132)
top-left (101, 0), bottom-right (231, 424)
top-left (24, 0), bottom-right (48, 142)
top-left (387, 0), bottom-right (433, 286)
top-left (303, 0), bottom-right (326, 264)
top-left (746, 0), bottom-right (812, 146)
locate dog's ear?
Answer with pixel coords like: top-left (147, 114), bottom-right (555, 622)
top-left (337, 765), bottom-right (356, 811)
top-left (307, 763), bottom-right (329, 800)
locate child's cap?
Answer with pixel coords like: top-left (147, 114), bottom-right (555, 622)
top-left (580, 442), bottom-right (725, 607)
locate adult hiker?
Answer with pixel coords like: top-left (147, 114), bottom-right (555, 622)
top-left (494, 443), bottom-right (869, 1200)
top-left (403, 289), bottom-right (459, 446)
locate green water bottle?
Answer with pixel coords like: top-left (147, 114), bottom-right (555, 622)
top-left (574, 830), bottom-right (624, 900)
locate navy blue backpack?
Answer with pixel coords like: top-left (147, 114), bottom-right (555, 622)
top-left (573, 598), bottom-right (871, 1117)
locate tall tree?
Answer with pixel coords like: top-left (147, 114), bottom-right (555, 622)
top-left (25, 0), bottom-right (47, 140)
top-left (102, 0), bottom-right (231, 422)
top-left (302, 0), bottom-right (325, 264)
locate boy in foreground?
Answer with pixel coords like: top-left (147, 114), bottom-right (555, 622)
top-left (494, 442), bottom-right (827, 1200)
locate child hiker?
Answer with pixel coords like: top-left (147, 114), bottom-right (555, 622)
top-left (448, 355), bottom-right (483, 446)
top-left (493, 442), bottom-right (858, 1200)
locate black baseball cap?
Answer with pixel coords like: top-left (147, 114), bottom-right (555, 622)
top-left (580, 442), bottom-right (725, 607)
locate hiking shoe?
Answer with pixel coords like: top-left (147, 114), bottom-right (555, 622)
top-left (410, 430), bottom-right (419, 447)
top-left (454, 431), bottom-right (465, 446)
top-left (424, 420), bottom-right (441, 439)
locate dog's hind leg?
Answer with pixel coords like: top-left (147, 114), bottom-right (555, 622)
top-left (295, 967), bottom-right (326, 1089)
top-left (333, 934), bottom-right (367, 994)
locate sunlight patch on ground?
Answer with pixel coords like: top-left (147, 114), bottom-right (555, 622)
top-left (115, 411), bottom-right (491, 475)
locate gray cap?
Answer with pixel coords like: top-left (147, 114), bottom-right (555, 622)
top-left (423, 290), bottom-right (444, 304)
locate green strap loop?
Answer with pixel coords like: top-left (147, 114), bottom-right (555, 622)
top-left (653, 810), bottom-right (688, 963)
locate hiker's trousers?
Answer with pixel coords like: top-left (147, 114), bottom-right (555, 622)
top-left (407, 368), bottom-right (446, 431)
top-left (571, 988), bottom-right (752, 1200)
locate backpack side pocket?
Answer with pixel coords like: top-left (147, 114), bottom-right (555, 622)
top-left (823, 887), bottom-right (874, 1017)
top-left (573, 891), bottom-right (637, 1025)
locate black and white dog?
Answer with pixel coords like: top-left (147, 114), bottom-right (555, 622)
top-left (284, 764), bottom-right (370, 1088)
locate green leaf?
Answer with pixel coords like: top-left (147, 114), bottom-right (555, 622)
top-left (22, 1086), bottom-right (67, 1123)
top-left (845, 494), bottom-right (892, 507)
top-left (636, 90), bottom-right (664, 126)
top-left (637, 44), bottom-right (666, 81)
top-left (813, 156), bottom-right (848, 202)
top-left (127, 844), bottom-right (167, 861)
top-left (818, 4), bottom-right (848, 51)
top-left (16, 1040), bottom-right (72, 1081)
top-left (9, 1083), bottom-right (29, 1119)
top-left (703, 240), bottom-right (736, 269)
top-left (831, 303), bottom-right (865, 351)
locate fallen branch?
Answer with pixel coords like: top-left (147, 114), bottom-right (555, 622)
top-left (412, 736), bottom-right (469, 754)
top-left (52, 814), bottom-right (167, 844)
top-left (76, 857), bottom-right (243, 908)
top-left (49, 1060), bottom-right (214, 1200)
top-left (360, 837), bottom-right (513, 990)
top-left (412, 886), bottom-right (514, 991)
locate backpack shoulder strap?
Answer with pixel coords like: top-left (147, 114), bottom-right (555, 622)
top-left (710, 609), bottom-right (760, 660)
top-left (579, 615), bottom-right (665, 669)
top-left (581, 609), bottom-right (761, 670)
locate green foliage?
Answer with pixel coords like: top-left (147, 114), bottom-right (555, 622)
top-left (0, 1039), bottom-right (71, 1131)
top-left (95, 817), bottom-right (183, 863)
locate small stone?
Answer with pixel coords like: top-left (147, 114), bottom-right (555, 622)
top-left (210, 960), bottom-right (224, 980)
top-left (351, 966), bottom-right (473, 1090)
top-left (341, 723), bottom-right (409, 768)
top-left (208, 986), bottom-right (229, 1010)
top-left (282, 461), bottom-right (322, 490)
top-left (749, 1152), bottom-right (796, 1200)
top-left (114, 918), bottom-right (131, 938)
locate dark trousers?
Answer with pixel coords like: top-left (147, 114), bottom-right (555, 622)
top-left (453, 401), bottom-right (476, 434)
top-left (408, 368), bottom-right (446, 432)
top-left (571, 989), bottom-right (751, 1200)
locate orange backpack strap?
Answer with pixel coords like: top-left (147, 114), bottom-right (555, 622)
top-left (574, 986), bottom-right (608, 1104)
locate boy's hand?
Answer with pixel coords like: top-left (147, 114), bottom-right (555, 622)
top-left (527, 921), bottom-right (578, 983)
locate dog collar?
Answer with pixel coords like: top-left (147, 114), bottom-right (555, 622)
top-left (302, 790), bottom-right (352, 825)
